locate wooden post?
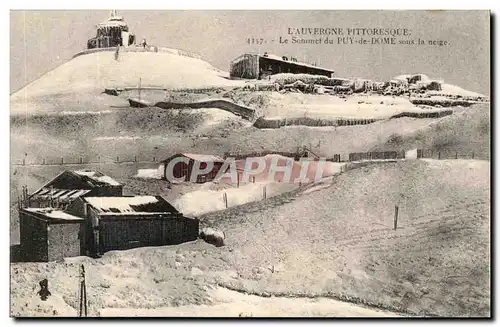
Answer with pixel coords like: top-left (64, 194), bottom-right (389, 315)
top-left (61, 157), bottom-right (64, 165)
top-left (223, 192), bottom-right (228, 208)
top-left (252, 176), bottom-right (255, 184)
top-left (22, 185), bottom-right (27, 208)
top-left (455, 152), bottom-right (458, 159)
top-left (20, 186), bottom-right (24, 209)
top-left (237, 173), bottom-right (240, 188)
top-left (263, 186), bottom-right (267, 199)
top-left (138, 77), bottom-right (142, 101)
top-left (42, 158), bottom-right (46, 165)
top-left (79, 157), bottom-right (83, 164)
top-left (472, 152), bottom-right (475, 159)
top-left (153, 157), bottom-right (156, 162)
top-left (438, 152), bottom-right (441, 160)
top-left (134, 155), bottom-right (137, 162)
top-left (394, 205), bottom-right (399, 231)
top-left (78, 264), bottom-right (88, 317)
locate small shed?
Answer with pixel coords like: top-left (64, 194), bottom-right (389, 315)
top-left (67, 196), bottom-right (199, 257)
top-left (19, 208), bottom-right (83, 262)
top-left (28, 170), bottom-right (123, 209)
top-left (159, 153), bottom-right (226, 183)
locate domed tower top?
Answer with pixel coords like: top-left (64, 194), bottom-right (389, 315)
top-left (87, 10), bottom-right (135, 49)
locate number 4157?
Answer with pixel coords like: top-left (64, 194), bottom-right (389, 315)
top-left (247, 38), bottom-right (264, 45)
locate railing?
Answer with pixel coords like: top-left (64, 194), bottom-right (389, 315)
top-left (416, 149), bottom-right (478, 160)
top-left (72, 46), bottom-right (202, 60)
top-left (12, 155), bottom-right (162, 167)
top-left (12, 148), bottom-right (481, 168)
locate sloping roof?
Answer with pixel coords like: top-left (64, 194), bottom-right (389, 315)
top-left (23, 208), bottom-right (84, 222)
top-left (182, 153), bottom-right (225, 162)
top-left (30, 170), bottom-right (122, 198)
top-left (73, 170), bottom-right (122, 186)
top-left (30, 188), bottom-right (92, 202)
top-left (98, 15), bottom-right (128, 28)
top-left (162, 153), bottom-right (225, 163)
top-left (84, 196), bottom-right (179, 215)
top-left (258, 53), bottom-right (334, 73)
top-left (231, 53), bottom-right (334, 74)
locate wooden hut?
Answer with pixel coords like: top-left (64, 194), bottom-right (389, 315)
top-left (230, 53), bottom-right (334, 80)
top-left (67, 196), bottom-right (199, 257)
top-left (159, 153), bottom-right (226, 183)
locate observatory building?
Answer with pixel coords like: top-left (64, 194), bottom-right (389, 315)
top-left (87, 10), bottom-right (136, 49)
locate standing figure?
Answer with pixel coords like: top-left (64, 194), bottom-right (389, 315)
top-left (37, 279), bottom-right (51, 301)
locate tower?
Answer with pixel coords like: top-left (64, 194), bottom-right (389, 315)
top-left (86, 10), bottom-right (135, 49)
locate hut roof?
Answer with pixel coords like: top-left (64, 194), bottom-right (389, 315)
top-left (30, 188), bottom-right (92, 202)
top-left (182, 153), bottom-right (225, 162)
top-left (73, 170), bottom-right (121, 186)
top-left (161, 153), bottom-right (225, 163)
top-left (83, 196), bottom-right (180, 215)
top-left (29, 170), bottom-right (121, 200)
top-left (22, 207), bottom-right (84, 222)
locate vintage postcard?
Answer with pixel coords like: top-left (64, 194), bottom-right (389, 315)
top-left (9, 10), bottom-right (490, 317)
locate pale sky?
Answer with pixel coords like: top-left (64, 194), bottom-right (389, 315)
top-left (10, 10), bottom-right (490, 95)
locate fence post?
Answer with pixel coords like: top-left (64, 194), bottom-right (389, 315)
top-left (78, 264), bottom-right (88, 317)
top-left (42, 158), bottom-right (46, 165)
top-left (455, 152), bottom-right (458, 159)
top-left (79, 157), bottom-right (83, 164)
top-left (223, 192), bottom-right (228, 208)
top-left (263, 186), bottom-right (267, 199)
top-left (438, 152), bottom-right (441, 160)
top-left (134, 155), bottom-right (137, 162)
top-left (252, 176), bottom-right (255, 184)
top-left (472, 152), bottom-right (475, 159)
top-left (394, 205), bottom-right (399, 231)
top-left (237, 173), bottom-right (240, 188)
top-left (61, 157), bottom-right (64, 165)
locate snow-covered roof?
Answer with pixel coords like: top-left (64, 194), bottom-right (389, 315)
top-left (73, 170), bottom-right (122, 186)
top-left (181, 153), bottom-right (225, 162)
top-left (84, 196), bottom-right (179, 215)
top-left (29, 170), bottom-right (122, 200)
top-left (30, 188), bottom-right (92, 202)
top-left (258, 53), bottom-right (334, 73)
top-left (394, 74), bottom-right (430, 82)
top-left (231, 52), bottom-right (334, 73)
top-left (24, 208), bottom-right (84, 221)
top-left (98, 16), bottom-right (128, 28)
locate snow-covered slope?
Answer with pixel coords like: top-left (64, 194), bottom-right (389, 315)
top-left (12, 51), bottom-right (240, 98)
top-left (10, 50), bottom-right (243, 114)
